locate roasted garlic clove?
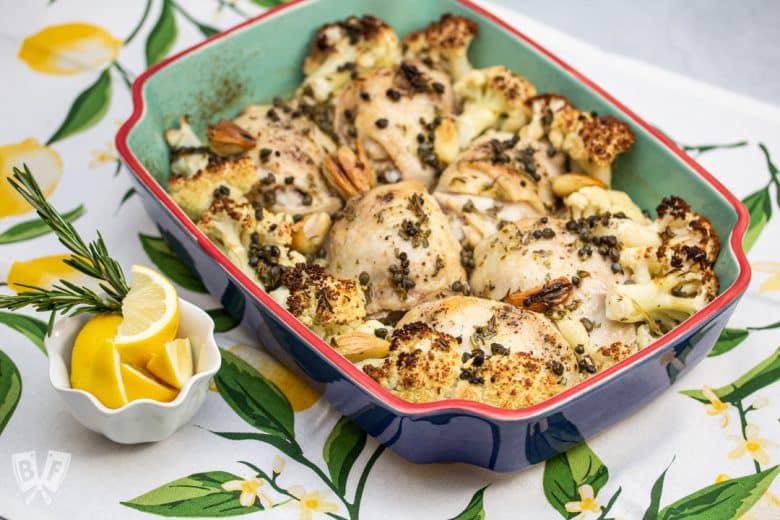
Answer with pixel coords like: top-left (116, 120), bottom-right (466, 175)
top-left (322, 140), bottom-right (375, 199)
top-left (206, 119), bottom-right (256, 157)
top-left (505, 277), bottom-right (573, 312)
top-left (331, 331), bottom-right (390, 362)
top-left (551, 173), bottom-right (607, 198)
top-left (433, 116), bottom-right (459, 165)
top-left (291, 212), bottom-right (332, 254)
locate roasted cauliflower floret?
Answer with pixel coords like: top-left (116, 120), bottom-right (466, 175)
top-left (332, 61), bottom-right (457, 188)
top-left (606, 248), bottom-right (718, 333)
top-left (168, 157), bottom-right (259, 220)
top-left (300, 15), bottom-right (402, 102)
top-left (606, 196), bottom-right (720, 334)
top-left (165, 116), bottom-right (209, 178)
top-left (233, 103), bottom-right (342, 216)
top-left (434, 131), bottom-right (567, 246)
top-left (655, 195), bottom-right (720, 264)
top-left (326, 181), bottom-right (465, 315)
top-left (281, 263), bottom-right (367, 338)
top-left (522, 94), bottom-right (634, 185)
top-left (454, 66), bottom-right (536, 147)
top-left (402, 14), bottom-right (479, 81)
top-left (197, 197), bottom-right (257, 280)
top-left (564, 186), bottom-right (650, 224)
top-left (197, 197), bottom-right (304, 290)
top-left (362, 296), bottom-right (578, 408)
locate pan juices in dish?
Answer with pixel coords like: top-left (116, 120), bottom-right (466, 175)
top-left (161, 14), bottom-right (720, 410)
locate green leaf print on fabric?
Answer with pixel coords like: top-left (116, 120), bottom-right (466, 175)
top-left (0, 350), bottom-right (22, 435)
top-left (47, 68), bottom-right (112, 145)
top-left (543, 442), bottom-right (608, 518)
top-left (760, 143), bottom-right (780, 206)
top-left (210, 431), bottom-right (301, 457)
top-left (742, 143), bottom-right (780, 251)
top-left (642, 458), bottom-right (674, 520)
top-left (122, 471), bottom-right (264, 517)
top-left (448, 486), bottom-right (488, 520)
top-left (323, 417), bottom-right (367, 496)
top-left (145, 0), bottom-right (178, 67)
top-left (708, 328), bottom-right (749, 357)
top-left (681, 140), bottom-right (747, 157)
top-left (249, 0), bottom-right (287, 7)
top-left (657, 465), bottom-right (779, 520)
top-left (0, 205), bottom-right (84, 244)
top-left (139, 233), bottom-right (207, 293)
top-left (204, 347), bottom-right (386, 519)
top-left (742, 187), bottom-right (771, 252)
top-left (170, 1), bottom-right (219, 38)
top-left (206, 308), bottom-right (241, 333)
top-left (214, 349), bottom-right (295, 439)
top-left (0, 311), bottom-right (47, 355)
top-left (681, 347), bottom-right (780, 404)
top-left (117, 188), bottom-right (136, 211)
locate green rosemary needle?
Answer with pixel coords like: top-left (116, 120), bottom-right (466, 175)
top-left (0, 164), bottom-right (129, 332)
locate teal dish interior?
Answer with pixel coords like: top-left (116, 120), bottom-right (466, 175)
top-left (118, 0), bottom-right (751, 459)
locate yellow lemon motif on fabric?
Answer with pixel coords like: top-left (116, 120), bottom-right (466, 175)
top-left (70, 313), bottom-right (122, 390)
top-left (19, 23), bottom-right (121, 75)
top-left (228, 344), bottom-right (320, 411)
top-left (120, 363), bottom-right (178, 403)
top-left (753, 262), bottom-right (780, 293)
top-left (85, 340), bottom-right (127, 409)
top-left (6, 254), bottom-right (89, 293)
top-left (0, 138), bottom-right (62, 218)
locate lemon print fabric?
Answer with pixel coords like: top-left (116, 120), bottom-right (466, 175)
top-left (228, 344), bottom-right (319, 411)
top-left (19, 23), bottom-right (122, 75)
top-left (0, 138), bottom-right (62, 218)
top-left (5, 254), bottom-right (90, 293)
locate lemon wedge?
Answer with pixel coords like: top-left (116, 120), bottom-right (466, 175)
top-left (146, 338), bottom-right (193, 390)
top-left (120, 363), bottom-right (179, 403)
top-left (114, 265), bottom-right (179, 351)
top-left (70, 313), bottom-right (122, 390)
top-left (86, 340), bottom-right (127, 409)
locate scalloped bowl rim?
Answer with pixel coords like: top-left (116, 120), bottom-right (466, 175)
top-left (47, 298), bottom-right (221, 416)
top-left (115, 0), bottom-right (751, 421)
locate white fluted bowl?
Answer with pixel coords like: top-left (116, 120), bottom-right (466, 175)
top-left (46, 299), bottom-right (221, 443)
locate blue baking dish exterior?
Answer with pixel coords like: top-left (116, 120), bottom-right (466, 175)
top-left (116, 0), bottom-right (751, 471)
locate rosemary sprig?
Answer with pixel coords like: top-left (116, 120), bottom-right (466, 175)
top-left (0, 164), bottom-right (129, 331)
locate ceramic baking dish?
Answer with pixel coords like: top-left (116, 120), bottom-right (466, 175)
top-left (116, 0), bottom-right (751, 471)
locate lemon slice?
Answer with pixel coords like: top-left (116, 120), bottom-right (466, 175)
top-left (86, 341), bottom-right (127, 409)
top-left (120, 363), bottom-right (179, 403)
top-left (114, 265), bottom-right (179, 350)
top-left (146, 338), bottom-right (193, 390)
top-left (70, 313), bottom-right (123, 390)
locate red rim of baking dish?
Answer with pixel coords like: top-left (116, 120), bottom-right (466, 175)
top-left (116, 0), bottom-right (752, 421)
